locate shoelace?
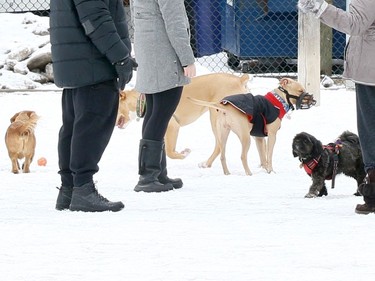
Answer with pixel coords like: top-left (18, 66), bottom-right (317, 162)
top-left (91, 183), bottom-right (110, 203)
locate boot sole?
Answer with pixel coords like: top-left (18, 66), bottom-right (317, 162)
top-left (69, 203), bottom-right (124, 212)
top-left (134, 187), bottom-right (172, 193)
top-left (55, 204), bottom-right (70, 211)
top-left (134, 182), bottom-right (174, 192)
top-left (355, 209), bottom-right (374, 215)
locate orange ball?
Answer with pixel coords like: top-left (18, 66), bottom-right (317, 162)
top-left (37, 157), bottom-right (47, 166)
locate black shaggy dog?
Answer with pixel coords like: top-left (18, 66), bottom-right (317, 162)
top-left (292, 131), bottom-right (366, 198)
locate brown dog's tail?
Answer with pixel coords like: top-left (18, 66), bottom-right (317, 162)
top-left (9, 112), bottom-right (39, 136)
top-left (187, 97), bottom-right (223, 111)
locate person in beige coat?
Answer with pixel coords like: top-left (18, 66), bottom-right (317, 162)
top-left (131, 0), bottom-right (196, 193)
top-left (298, 0), bottom-right (375, 214)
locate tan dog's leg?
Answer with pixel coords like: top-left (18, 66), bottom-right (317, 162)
top-left (255, 137), bottom-right (267, 170)
top-left (264, 120), bottom-right (281, 173)
top-left (217, 124), bottom-right (231, 175)
top-left (226, 112), bottom-right (253, 176)
top-left (200, 108), bottom-right (221, 168)
top-left (201, 139), bottom-right (220, 168)
top-left (10, 156), bottom-right (20, 174)
top-left (23, 157), bottom-right (32, 173)
top-left (23, 137), bottom-right (35, 173)
top-left (235, 132), bottom-right (252, 176)
top-left (165, 117), bottom-right (190, 159)
top-left (265, 133), bottom-right (276, 173)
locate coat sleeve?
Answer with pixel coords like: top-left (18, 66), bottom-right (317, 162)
top-left (158, 0), bottom-right (195, 66)
top-left (73, 0), bottom-right (130, 64)
top-left (319, 0), bottom-right (375, 36)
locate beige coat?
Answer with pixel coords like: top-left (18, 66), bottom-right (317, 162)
top-left (319, 0), bottom-right (375, 86)
top-left (131, 0), bottom-right (195, 94)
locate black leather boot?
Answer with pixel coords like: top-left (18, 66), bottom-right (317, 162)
top-left (134, 139), bottom-right (173, 192)
top-left (158, 145), bottom-right (183, 189)
top-left (355, 199), bottom-right (375, 214)
top-left (355, 170), bottom-right (375, 215)
top-left (69, 182), bottom-right (124, 212)
top-left (55, 186), bottom-right (73, 210)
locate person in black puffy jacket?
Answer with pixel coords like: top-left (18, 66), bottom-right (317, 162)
top-left (50, 0), bottom-right (137, 212)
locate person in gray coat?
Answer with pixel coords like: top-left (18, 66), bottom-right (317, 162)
top-left (298, 0), bottom-right (375, 214)
top-left (131, 0), bottom-right (196, 192)
top-left (50, 0), bottom-right (137, 212)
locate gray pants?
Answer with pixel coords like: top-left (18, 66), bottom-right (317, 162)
top-left (356, 83), bottom-right (375, 172)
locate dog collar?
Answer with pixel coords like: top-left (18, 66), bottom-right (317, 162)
top-left (265, 92), bottom-right (289, 119)
top-left (271, 91), bottom-right (290, 113)
top-left (303, 156), bottom-right (321, 175)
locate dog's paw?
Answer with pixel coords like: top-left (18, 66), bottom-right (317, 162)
top-left (305, 192), bottom-right (318, 198)
top-left (180, 148), bottom-right (191, 158)
top-left (266, 168), bottom-right (275, 174)
top-left (259, 165), bottom-right (275, 174)
top-left (198, 161), bottom-right (209, 168)
top-left (318, 186), bottom-right (328, 197)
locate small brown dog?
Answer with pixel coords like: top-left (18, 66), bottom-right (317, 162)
top-left (188, 78), bottom-right (316, 175)
top-left (117, 73), bottom-right (250, 159)
top-left (5, 110), bottom-right (39, 173)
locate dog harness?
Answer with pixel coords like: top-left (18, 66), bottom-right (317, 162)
top-left (264, 91), bottom-right (290, 119)
top-left (221, 91), bottom-right (292, 137)
top-left (302, 141), bottom-right (343, 189)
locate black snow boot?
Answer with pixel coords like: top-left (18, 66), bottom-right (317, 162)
top-left (355, 169), bottom-right (375, 215)
top-left (69, 182), bottom-right (124, 212)
top-left (55, 186), bottom-right (73, 211)
top-left (134, 139), bottom-right (174, 192)
top-left (158, 145), bottom-right (183, 189)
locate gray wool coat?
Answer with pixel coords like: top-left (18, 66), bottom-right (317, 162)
top-left (319, 0), bottom-right (375, 86)
top-left (131, 0), bottom-right (196, 94)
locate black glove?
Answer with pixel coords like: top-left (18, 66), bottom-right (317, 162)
top-left (114, 57), bottom-right (138, 90)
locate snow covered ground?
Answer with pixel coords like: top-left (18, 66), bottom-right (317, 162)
top-left (1, 12), bottom-right (375, 281)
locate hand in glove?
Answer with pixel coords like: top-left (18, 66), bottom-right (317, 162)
top-left (298, 0), bottom-right (324, 14)
top-left (114, 57), bottom-right (138, 90)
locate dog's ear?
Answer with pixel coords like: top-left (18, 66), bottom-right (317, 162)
top-left (279, 78), bottom-right (289, 87)
top-left (292, 149), bottom-right (298, 157)
top-left (10, 112), bottom-right (20, 123)
top-left (292, 134), bottom-right (302, 157)
top-left (311, 135), bottom-right (323, 155)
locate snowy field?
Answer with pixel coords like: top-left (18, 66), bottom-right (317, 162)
top-left (1, 12), bottom-right (375, 281)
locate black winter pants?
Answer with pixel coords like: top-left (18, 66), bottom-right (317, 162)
top-left (142, 87), bottom-right (183, 141)
top-left (356, 83), bottom-right (375, 172)
top-left (58, 79), bottom-right (119, 187)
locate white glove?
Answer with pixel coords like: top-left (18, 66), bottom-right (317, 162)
top-left (298, 0), bottom-right (324, 14)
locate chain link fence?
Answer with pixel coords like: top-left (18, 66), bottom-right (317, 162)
top-left (0, 0), bottom-right (49, 16)
top-left (1, 0), bottom-right (346, 77)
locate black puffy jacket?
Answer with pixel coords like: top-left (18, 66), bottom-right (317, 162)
top-left (50, 0), bottom-right (131, 88)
